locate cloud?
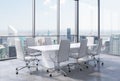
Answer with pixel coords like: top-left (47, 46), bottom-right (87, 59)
top-left (43, 0), bottom-right (66, 5)
top-left (49, 0), bottom-right (66, 10)
top-left (50, 4), bottom-right (57, 10)
top-left (43, 0), bottom-right (67, 11)
top-left (43, 12), bottom-right (49, 16)
top-left (60, 0), bottom-right (66, 5)
top-left (43, 0), bottom-right (50, 5)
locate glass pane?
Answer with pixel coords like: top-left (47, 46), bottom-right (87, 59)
top-left (0, 0), bottom-right (32, 36)
top-left (60, 0), bottom-right (75, 42)
top-left (79, 0), bottom-right (98, 36)
top-left (36, 0), bottom-right (57, 36)
top-left (79, 0), bottom-right (98, 44)
top-left (101, 0), bottom-right (120, 55)
top-left (36, 0), bottom-right (57, 44)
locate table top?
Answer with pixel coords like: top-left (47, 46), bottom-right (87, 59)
top-left (29, 43), bottom-right (97, 68)
top-left (29, 43), bottom-right (97, 51)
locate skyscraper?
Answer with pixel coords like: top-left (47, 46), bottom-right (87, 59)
top-left (67, 28), bottom-right (71, 41)
top-left (110, 34), bottom-right (120, 55)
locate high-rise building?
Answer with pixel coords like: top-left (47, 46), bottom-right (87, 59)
top-left (110, 34), bottom-right (120, 55)
top-left (67, 28), bottom-right (71, 41)
top-left (0, 37), bottom-right (2, 44)
top-left (47, 30), bottom-right (50, 36)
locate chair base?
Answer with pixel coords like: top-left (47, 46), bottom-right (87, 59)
top-left (16, 61), bottom-right (39, 75)
top-left (47, 68), bottom-right (67, 77)
top-left (87, 56), bottom-right (104, 67)
top-left (68, 61), bottom-right (89, 72)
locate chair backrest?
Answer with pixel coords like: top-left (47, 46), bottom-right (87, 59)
top-left (15, 38), bottom-right (25, 60)
top-left (57, 40), bottom-right (70, 63)
top-left (86, 37), bottom-right (94, 45)
top-left (78, 39), bottom-right (88, 58)
top-left (25, 38), bottom-right (36, 46)
top-left (44, 37), bottom-right (52, 45)
top-left (37, 38), bottom-right (43, 45)
top-left (96, 38), bottom-right (102, 54)
top-left (24, 38), bottom-right (36, 54)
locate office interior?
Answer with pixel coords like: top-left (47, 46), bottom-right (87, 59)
top-left (0, 0), bottom-right (120, 81)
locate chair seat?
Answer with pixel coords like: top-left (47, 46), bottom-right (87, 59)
top-left (25, 55), bottom-right (40, 61)
top-left (29, 52), bottom-right (41, 56)
top-left (24, 56), bottom-right (35, 61)
top-left (69, 53), bottom-right (79, 59)
top-left (88, 51), bottom-right (98, 56)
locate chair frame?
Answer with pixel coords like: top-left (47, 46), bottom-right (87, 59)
top-left (47, 40), bottom-right (70, 77)
top-left (87, 38), bottom-right (104, 67)
top-left (68, 39), bottom-right (89, 72)
top-left (16, 38), bottom-right (41, 74)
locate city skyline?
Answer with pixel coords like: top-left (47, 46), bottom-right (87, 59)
top-left (0, 0), bottom-right (120, 36)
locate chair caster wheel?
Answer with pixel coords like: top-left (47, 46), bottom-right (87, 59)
top-left (57, 69), bottom-right (60, 71)
top-left (36, 64), bottom-right (38, 66)
top-left (64, 74), bottom-right (67, 77)
top-left (49, 74), bottom-right (52, 77)
top-left (86, 66), bottom-right (89, 69)
top-left (101, 63), bottom-right (104, 66)
top-left (80, 68), bottom-right (82, 71)
top-left (36, 68), bottom-right (38, 71)
top-left (47, 70), bottom-right (49, 73)
top-left (94, 64), bottom-right (96, 67)
top-left (16, 72), bottom-right (18, 75)
top-left (68, 70), bottom-right (71, 72)
top-left (84, 62), bottom-right (87, 64)
top-left (30, 72), bottom-right (32, 75)
top-left (28, 66), bottom-right (30, 69)
top-left (26, 63), bottom-right (28, 66)
top-left (97, 60), bottom-right (99, 63)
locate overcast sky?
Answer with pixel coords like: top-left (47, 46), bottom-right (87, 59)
top-left (0, 0), bottom-right (120, 35)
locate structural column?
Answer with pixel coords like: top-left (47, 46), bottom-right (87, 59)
top-left (57, 0), bottom-right (60, 44)
top-left (75, 0), bottom-right (79, 42)
top-left (32, 0), bottom-right (36, 38)
top-left (98, 0), bottom-right (100, 39)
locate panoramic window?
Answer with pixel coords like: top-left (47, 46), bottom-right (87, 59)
top-left (36, 0), bottom-right (57, 36)
top-left (60, 0), bottom-right (75, 42)
top-left (0, 0), bottom-right (32, 36)
top-left (79, 0), bottom-right (98, 44)
top-left (101, 0), bottom-right (120, 55)
top-left (79, 0), bottom-right (98, 36)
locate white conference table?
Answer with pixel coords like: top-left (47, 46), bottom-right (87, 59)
top-left (29, 43), bottom-right (97, 68)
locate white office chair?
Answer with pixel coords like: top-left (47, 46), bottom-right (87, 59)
top-left (87, 38), bottom-right (104, 66)
top-left (16, 38), bottom-right (41, 74)
top-left (69, 39), bottom-right (88, 71)
top-left (44, 37), bottom-right (52, 45)
top-left (48, 40), bottom-right (70, 77)
top-left (24, 38), bottom-right (41, 64)
top-left (86, 37), bottom-right (94, 45)
top-left (37, 38), bottom-right (44, 45)
top-left (86, 37), bottom-right (94, 49)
